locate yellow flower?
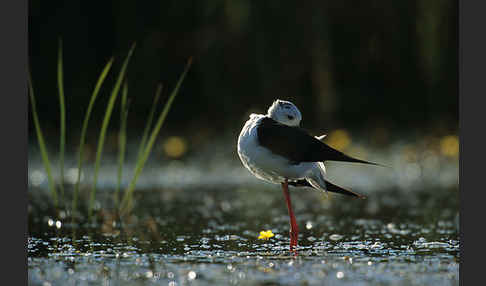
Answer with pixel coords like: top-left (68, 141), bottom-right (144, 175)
top-left (258, 230), bottom-right (275, 240)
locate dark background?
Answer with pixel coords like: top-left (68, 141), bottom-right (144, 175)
top-left (28, 0), bottom-right (458, 144)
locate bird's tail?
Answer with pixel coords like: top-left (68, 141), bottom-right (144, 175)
top-left (306, 162), bottom-right (365, 199)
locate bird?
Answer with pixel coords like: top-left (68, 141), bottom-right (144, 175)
top-left (237, 99), bottom-right (381, 251)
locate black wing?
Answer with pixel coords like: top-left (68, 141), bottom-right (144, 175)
top-left (288, 179), bottom-right (366, 199)
top-left (257, 117), bottom-right (380, 165)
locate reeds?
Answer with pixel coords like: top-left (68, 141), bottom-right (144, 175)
top-left (57, 39), bottom-right (66, 200)
top-left (28, 71), bottom-right (58, 207)
top-left (88, 43), bottom-right (136, 218)
top-left (72, 57), bottom-right (114, 219)
top-left (115, 81), bottom-right (130, 205)
top-left (136, 84), bottom-right (163, 165)
top-left (120, 57), bottom-right (193, 215)
top-left (29, 41), bottom-right (192, 220)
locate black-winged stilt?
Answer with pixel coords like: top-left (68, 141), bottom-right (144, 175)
top-left (237, 99), bottom-right (380, 251)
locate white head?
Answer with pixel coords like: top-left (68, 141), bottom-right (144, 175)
top-left (266, 99), bottom-right (302, 127)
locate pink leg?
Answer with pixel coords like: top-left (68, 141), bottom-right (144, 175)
top-left (282, 179), bottom-right (299, 252)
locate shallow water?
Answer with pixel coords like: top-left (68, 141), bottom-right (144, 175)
top-left (28, 185), bottom-right (459, 286)
top-left (28, 136), bottom-right (459, 285)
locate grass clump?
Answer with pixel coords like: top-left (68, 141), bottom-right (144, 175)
top-left (72, 57), bottom-right (114, 219)
top-left (29, 40), bottom-right (193, 220)
top-left (89, 43), bottom-right (136, 218)
top-left (120, 57), bottom-right (193, 215)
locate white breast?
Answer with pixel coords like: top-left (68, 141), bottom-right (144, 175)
top-left (237, 114), bottom-right (316, 185)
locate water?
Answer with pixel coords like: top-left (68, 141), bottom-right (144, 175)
top-left (28, 184), bottom-right (459, 285)
top-left (28, 136), bottom-right (459, 285)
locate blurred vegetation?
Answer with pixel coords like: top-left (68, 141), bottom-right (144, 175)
top-left (28, 0), bottom-right (457, 145)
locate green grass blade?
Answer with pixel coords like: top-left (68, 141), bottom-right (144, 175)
top-left (28, 71), bottom-right (58, 207)
top-left (57, 39), bottom-right (66, 200)
top-left (89, 43), bottom-right (136, 218)
top-left (115, 81), bottom-right (130, 205)
top-left (136, 84), bottom-right (163, 162)
top-left (120, 57), bottom-right (192, 215)
top-left (72, 57), bottom-right (114, 220)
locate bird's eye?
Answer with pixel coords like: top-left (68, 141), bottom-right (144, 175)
top-left (287, 115), bottom-right (294, 120)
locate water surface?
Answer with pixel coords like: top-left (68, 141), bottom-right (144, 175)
top-left (28, 136), bottom-right (459, 285)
